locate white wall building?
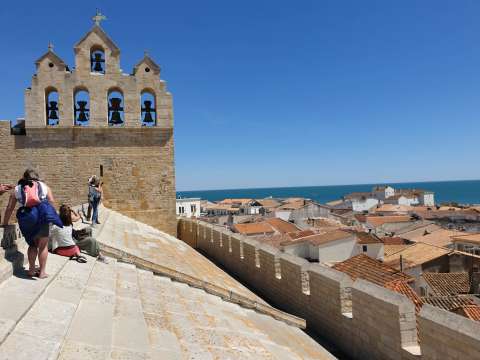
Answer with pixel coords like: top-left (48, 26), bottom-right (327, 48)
top-left (281, 230), bottom-right (384, 263)
top-left (419, 192), bottom-right (435, 206)
top-left (351, 197), bottom-right (379, 212)
top-left (372, 186), bottom-right (395, 200)
top-left (176, 198), bottom-right (201, 218)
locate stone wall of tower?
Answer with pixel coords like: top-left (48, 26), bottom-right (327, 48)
top-left (0, 122), bottom-right (176, 235)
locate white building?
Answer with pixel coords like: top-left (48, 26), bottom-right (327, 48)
top-left (281, 230), bottom-right (384, 263)
top-left (176, 198), bottom-right (201, 218)
top-left (419, 191), bottom-right (435, 206)
top-left (372, 185), bottom-right (395, 200)
top-left (343, 193), bottom-right (379, 212)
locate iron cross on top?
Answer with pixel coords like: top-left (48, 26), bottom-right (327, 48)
top-left (92, 9), bottom-right (107, 26)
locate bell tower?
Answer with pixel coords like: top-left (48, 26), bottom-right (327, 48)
top-left (3, 12), bottom-right (178, 235)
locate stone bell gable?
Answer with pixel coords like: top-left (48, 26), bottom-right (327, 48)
top-left (25, 22), bottom-right (173, 129)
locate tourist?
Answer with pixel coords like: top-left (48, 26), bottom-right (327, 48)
top-left (88, 177), bottom-right (103, 227)
top-left (2, 169), bottom-right (62, 278)
top-left (49, 205), bottom-right (87, 262)
top-left (57, 204), bottom-right (107, 261)
top-left (83, 175), bottom-right (95, 221)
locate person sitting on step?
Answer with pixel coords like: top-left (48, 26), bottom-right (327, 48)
top-left (53, 204), bottom-right (107, 262)
top-left (49, 205), bottom-right (87, 262)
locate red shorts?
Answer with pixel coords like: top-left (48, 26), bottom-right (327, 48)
top-left (54, 245), bottom-right (80, 257)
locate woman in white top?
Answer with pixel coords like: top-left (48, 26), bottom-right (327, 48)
top-left (50, 205), bottom-right (86, 262)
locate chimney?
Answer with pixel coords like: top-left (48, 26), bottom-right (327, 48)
top-left (400, 255), bottom-right (403, 272)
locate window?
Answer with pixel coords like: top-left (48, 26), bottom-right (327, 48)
top-left (74, 89), bottom-right (90, 126)
top-left (107, 89), bottom-right (124, 126)
top-left (362, 245), bottom-right (367, 252)
top-left (420, 287), bottom-right (426, 296)
top-left (140, 90), bottom-right (156, 127)
top-left (45, 88), bottom-right (59, 126)
top-left (90, 46), bottom-right (105, 74)
top-left (191, 204), bottom-right (196, 213)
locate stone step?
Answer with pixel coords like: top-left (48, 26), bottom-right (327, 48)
top-left (57, 257), bottom-right (117, 359)
top-left (0, 255), bottom-right (98, 360)
top-left (0, 253), bottom-right (69, 347)
top-left (109, 262), bottom-right (150, 359)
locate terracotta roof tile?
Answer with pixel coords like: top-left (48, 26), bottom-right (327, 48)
top-left (366, 216), bottom-right (412, 228)
top-left (333, 254), bottom-right (412, 286)
top-left (264, 218), bottom-right (300, 234)
top-left (452, 233), bottom-right (480, 245)
top-left (383, 243), bottom-right (451, 270)
top-left (384, 244), bottom-right (411, 257)
top-left (354, 231), bottom-right (383, 244)
top-left (385, 280), bottom-right (423, 313)
top-left (375, 204), bottom-right (414, 213)
top-left (453, 305), bottom-right (480, 321)
top-left (233, 222), bottom-right (274, 235)
top-left (283, 230), bottom-right (353, 247)
top-left (423, 272), bottom-right (471, 296)
top-left (256, 199), bottom-right (281, 208)
top-left (410, 229), bottom-right (461, 248)
top-left (421, 295), bottom-right (476, 311)
top-left (219, 198), bottom-right (253, 205)
top-left (381, 236), bottom-right (409, 245)
top-left (277, 200), bottom-right (306, 210)
top-left (286, 230), bottom-right (316, 240)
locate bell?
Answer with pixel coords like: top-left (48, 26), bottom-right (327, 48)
top-left (48, 101), bottom-right (59, 120)
top-left (75, 100), bottom-right (89, 122)
top-left (141, 100), bottom-right (155, 123)
top-left (109, 98), bottom-right (124, 124)
top-left (92, 53), bottom-right (105, 72)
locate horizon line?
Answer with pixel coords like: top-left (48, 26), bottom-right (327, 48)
top-left (176, 178), bottom-right (480, 193)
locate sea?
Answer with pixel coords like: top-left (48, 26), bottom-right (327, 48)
top-left (177, 180), bottom-right (480, 206)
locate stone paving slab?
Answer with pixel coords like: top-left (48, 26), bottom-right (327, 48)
top-left (0, 253), bottom-right (68, 344)
top-left (0, 254), bottom-right (96, 360)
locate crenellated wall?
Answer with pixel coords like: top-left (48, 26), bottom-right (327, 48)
top-left (178, 218), bottom-right (480, 360)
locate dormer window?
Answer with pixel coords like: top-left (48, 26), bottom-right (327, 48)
top-left (45, 88), bottom-right (59, 126)
top-left (90, 46), bottom-right (105, 74)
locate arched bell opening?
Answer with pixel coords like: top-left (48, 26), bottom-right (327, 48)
top-left (90, 46), bottom-right (105, 74)
top-left (140, 90), bottom-right (156, 127)
top-left (74, 88), bottom-right (90, 126)
top-left (45, 87), bottom-right (59, 126)
top-left (107, 88), bottom-right (125, 126)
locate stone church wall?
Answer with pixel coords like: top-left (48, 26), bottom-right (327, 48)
top-left (0, 122), bottom-right (176, 235)
top-left (178, 218), bottom-right (480, 360)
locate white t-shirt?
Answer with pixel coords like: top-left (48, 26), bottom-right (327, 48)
top-left (14, 181), bottom-right (48, 203)
top-left (49, 224), bottom-right (76, 251)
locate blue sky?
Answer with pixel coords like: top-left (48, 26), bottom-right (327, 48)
top-left (1, 1), bottom-right (479, 191)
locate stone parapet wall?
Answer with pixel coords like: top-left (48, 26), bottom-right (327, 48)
top-left (0, 122), bottom-right (176, 235)
top-left (178, 218), bottom-right (480, 360)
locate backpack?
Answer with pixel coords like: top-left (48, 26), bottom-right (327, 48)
top-left (21, 181), bottom-right (43, 208)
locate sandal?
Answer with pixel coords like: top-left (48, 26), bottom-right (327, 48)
top-left (70, 255), bottom-right (87, 263)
